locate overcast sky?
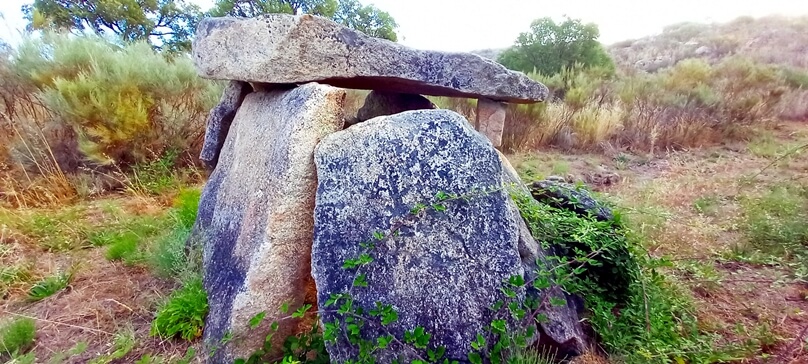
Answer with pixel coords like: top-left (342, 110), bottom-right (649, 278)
top-left (2, 0), bottom-right (808, 51)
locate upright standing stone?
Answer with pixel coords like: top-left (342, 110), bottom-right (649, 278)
top-left (312, 109), bottom-right (585, 362)
top-left (476, 98), bottom-right (507, 148)
top-left (200, 81), bottom-right (251, 170)
top-left (194, 83), bottom-right (345, 362)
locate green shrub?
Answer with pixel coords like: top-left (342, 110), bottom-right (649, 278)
top-left (587, 269), bottom-right (742, 364)
top-left (512, 191), bottom-right (638, 302)
top-left (12, 33), bottom-right (221, 167)
top-left (28, 271), bottom-right (71, 301)
top-left (0, 317), bottom-right (36, 356)
top-left (150, 276), bottom-right (208, 341)
top-left (512, 187), bottom-right (748, 363)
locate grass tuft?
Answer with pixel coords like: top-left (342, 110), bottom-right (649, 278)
top-left (150, 276), bottom-right (208, 341)
top-left (0, 317), bottom-right (36, 356)
top-left (27, 271), bottom-right (71, 301)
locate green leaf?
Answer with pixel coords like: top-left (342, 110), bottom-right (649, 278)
top-left (353, 273), bottom-right (368, 288)
top-left (432, 203), bottom-right (447, 212)
top-left (280, 302), bottom-right (290, 314)
top-left (249, 311), bottom-right (266, 329)
top-left (468, 352), bottom-right (483, 364)
top-left (490, 319), bottom-right (507, 334)
top-left (381, 308), bottom-right (398, 326)
top-left (377, 335), bottom-right (392, 349)
top-left (471, 333), bottom-right (486, 350)
top-left (508, 274), bottom-right (525, 287)
top-left (373, 231), bottom-right (385, 240)
top-left (292, 304), bottom-right (312, 318)
top-left (549, 296), bottom-right (567, 307)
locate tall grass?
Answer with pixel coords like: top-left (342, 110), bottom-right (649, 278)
top-left (439, 58), bottom-right (792, 153)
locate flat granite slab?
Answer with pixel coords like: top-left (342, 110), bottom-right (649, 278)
top-left (193, 14), bottom-right (548, 103)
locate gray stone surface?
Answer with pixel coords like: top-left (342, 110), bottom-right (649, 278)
top-left (311, 110), bottom-right (583, 362)
top-left (529, 180), bottom-right (614, 221)
top-left (193, 14), bottom-right (548, 103)
top-left (354, 91), bottom-right (435, 125)
top-left (477, 98), bottom-right (507, 147)
top-left (499, 152), bottom-right (587, 356)
top-left (194, 83), bottom-right (345, 362)
top-left (199, 80), bottom-right (251, 170)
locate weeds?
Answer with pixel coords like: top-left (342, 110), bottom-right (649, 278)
top-left (0, 317), bottom-right (35, 357)
top-left (88, 326), bottom-right (136, 364)
top-left (150, 276), bottom-right (208, 341)
top-left (27, 271), bottom-right (72, 301)
top-left (0, 263), bottom-right (33, 298)
top-left (48, 342), bottom-right (88, 364)
top-left (105, 234), bottom-right (140, 263)
top-left (740, 185), bottom-right (808, 256)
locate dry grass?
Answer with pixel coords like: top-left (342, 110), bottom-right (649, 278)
top-left (0, 193), bottom-right (199, 362)
top-left (509, 121), bottom-right (808, 363)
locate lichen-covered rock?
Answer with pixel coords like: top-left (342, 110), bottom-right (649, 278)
top-left (312, 110), bottom-right (584, 362)
top-left (529, 180), bottom-right (614, 221)
top-left (499, 153), bottom-right (587, 356)
top-left (193, 14), bottom-right (548, 103)
top-left (194, 83), bottom-right (345, 362)
top-left (199, 80), bottom-right (251, 170)
top-left (354, 91), bottom-right (435, 125)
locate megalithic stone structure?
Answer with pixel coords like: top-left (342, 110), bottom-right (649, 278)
top-left (192, 14), bottom-right (547, 148)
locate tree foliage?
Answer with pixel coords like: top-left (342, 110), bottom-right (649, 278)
top-left (208, 0), bottom-right (399, 41)
top-left (499, 17), bottom-right (614, 77)
top-left (22, 0), bottom-right (202, 52)
top-left (23, 0), bottom-right (399, 50)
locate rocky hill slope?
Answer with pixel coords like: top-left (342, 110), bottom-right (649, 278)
top-left (609, 15), bottom-right (808, 72)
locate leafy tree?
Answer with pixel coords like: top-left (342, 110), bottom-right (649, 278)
top-left (499, 17), bottom-right (614, 77)
top-left (332, 0), bottom-right (397, 41)
top-left (22, 0), bottom-right (202, 52)
top-left (208, 0), bottom-right (398, 41)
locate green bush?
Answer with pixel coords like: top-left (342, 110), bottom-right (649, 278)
top-left (512, 187), bottom-right (747, 363)
top-left (150, 276), bottom-right (208, 341)
top-left (512, 191), bottom-right (638, 302)
top-left (0, 317), bottom-right (36, 356)
top-left (12, 33), bottom-right (221, 167)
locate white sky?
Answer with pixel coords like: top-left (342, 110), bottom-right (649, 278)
top-left (2, 0), bottom-right (808, 51)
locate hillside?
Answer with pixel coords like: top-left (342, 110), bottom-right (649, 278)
top-left (609, 15), bottom-right (808, 72)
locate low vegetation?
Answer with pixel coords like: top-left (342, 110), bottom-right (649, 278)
top-left (0, 317), bottom-right (35, 357)
top-left (0, 5), bottom-right (807, 363)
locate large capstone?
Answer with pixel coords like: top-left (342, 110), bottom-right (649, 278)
top-left (194, 83), bottom-right (345, 362)
top-left (193, 14), bottom-right (548, 104)
top-left (311, 109), bottom-right (584, 362)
